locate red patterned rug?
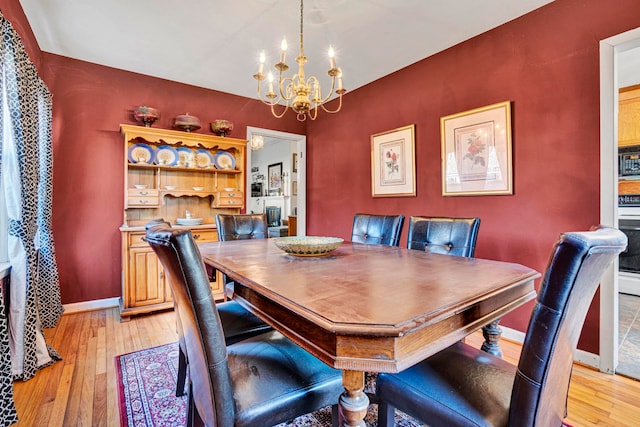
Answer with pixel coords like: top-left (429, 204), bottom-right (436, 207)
top-left (116, 343), bottom-right (188, 427)
top-left (115, 342), bottom-right (424, 427)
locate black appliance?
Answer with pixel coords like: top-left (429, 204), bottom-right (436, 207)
top-left (619, 146), bottom-right (640, 177)
top-left (619, 219), bottom-right (640, 273)
top-left (619, 194), bottom-right (640, 206)
top-left (618, 146), bottom-right (640, 206)
top-left (251, 182), bottom-right (262, 197)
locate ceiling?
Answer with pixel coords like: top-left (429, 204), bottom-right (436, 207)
top-left (19, 0), bottom-right (554, 101)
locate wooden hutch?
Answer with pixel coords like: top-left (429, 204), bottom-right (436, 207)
top-left (119, 124), bottom-right (246, 320)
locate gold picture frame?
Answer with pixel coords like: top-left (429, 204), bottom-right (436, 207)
top-left (371, 124), bottom-right (416, 197)
top-left (440, 101), bottom-right (512, 196)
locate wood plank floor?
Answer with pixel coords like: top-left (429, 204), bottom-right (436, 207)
top-left (11, 307), bottom-right (640, 426)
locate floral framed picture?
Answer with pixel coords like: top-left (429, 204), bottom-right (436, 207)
top-left (371, 124), bottom-right (416, 197)
top-left (267, 162), bottom-right (283, 193)
top-left (440, 101), bottom-right (512, 196)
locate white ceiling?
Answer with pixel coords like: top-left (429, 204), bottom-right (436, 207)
top-left (19, 0), bottom-right (554, 100)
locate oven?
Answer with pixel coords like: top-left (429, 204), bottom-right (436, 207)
top-left (618, 216), bottom-right (640, 296)
top-left (619, 219), bottom-right (640, 273)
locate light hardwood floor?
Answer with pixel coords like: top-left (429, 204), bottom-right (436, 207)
top-left (11, 307), bottom-right (640, 426)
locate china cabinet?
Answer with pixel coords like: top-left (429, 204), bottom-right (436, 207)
top-left (119, 125), bottom-right (246, 320)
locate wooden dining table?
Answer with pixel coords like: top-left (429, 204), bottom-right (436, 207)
top-left (198, 239), bottom-right (540, 427)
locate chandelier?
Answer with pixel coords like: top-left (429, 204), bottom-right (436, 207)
top-left (253, 0), bottom-right (346, 121)
top-left (250, 134), bottom-right (264, 151)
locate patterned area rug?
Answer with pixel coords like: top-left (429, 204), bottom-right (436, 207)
top-left (115, 342), bottom-right (424, 426)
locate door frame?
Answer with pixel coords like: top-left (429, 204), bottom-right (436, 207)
top-left (246, 127), bottom-right (307, 236)
top-left (599, 27), bottom-right (640, 373)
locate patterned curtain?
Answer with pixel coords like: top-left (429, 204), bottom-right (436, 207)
top-left (0, 278), bottom-right (15, 427)
top-left (0, 10), bottom-right (64, 425)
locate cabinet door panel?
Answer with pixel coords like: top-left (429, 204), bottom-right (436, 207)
top-left (130, 248), bottom-right (165, 306)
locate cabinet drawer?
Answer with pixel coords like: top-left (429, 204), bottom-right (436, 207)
top-left (191, 229), bottom-right (218, 242)
top-left (213, 191), bottom-right (243, 208)
top-left (128, 233), bottom-right (148, 248)
top-left (127, 196), bottom-right (160, 208)
top-left (128, 189), bottom-right (159, 197)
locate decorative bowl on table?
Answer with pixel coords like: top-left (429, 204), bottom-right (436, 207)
top-left (133, 106), bottom-right (160, 127)
top-left (272, 236), bottom-right (344, 257)
top-left (173, 113), bottom-right (201, 132)
top-left (210, 119), bottom-right (233, 136)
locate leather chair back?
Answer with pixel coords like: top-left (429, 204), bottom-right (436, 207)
top-left (145, 223), bottom-right (233, 426)
top-left (351, 213), bottom-right (404, 246)
top-left (375, 226), bottom-right (627, 427)
top-left (510, 226), bottom-right (627, 426)
top-left (407, 216), bottom-right (480, 256)
top-left (216, 213), bottom-right (268, 241)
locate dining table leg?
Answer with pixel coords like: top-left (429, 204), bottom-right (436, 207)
top-left (481, 319), bottom-right (503, 357)
top-left (338, 370), bottom-right (369, 427)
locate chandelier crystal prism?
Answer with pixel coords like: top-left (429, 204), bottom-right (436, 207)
top-left (253, 0), bottom-right (346, 121)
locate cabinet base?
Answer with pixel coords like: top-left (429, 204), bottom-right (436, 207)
top-left (119, 298), bottom-right (174, 322)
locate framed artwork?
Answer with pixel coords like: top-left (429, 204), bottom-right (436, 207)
top-left (440, 101), bottom-right (512, 196)
top-left (292, 180), bottom-right (298, 196)
top-left (268, 162), bottom-right (283, 193)
top-left (371, 124), bottom-right (416, 197)
top-left (292, 153), bottom-right (298, 173)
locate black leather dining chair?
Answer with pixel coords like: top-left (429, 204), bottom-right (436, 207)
top-left (145, 219), bottom-right (271, 397)
top-left (406, 216), bottom-right (480, 256)
top-left (215, 213), bottom-right (268, 240)
top-left (376, 226), bottom-right (627, 427)
top-left (145, 222), bottom-right (343, 427)
top-left (351, 213), bottom-right (405, 246)
top-left (214, 213), bottom-right (270, 297)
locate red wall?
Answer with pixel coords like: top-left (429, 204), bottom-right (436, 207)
top-left (38, 55), bottom-right (305, 304)
top-left (3, 0), bottom-right (640, 353)
top-left (305, 0), bottom-right (640, 353)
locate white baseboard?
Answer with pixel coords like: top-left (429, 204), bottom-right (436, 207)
top-left (574, 349), bottom-right (600, 369)
top-left (500, 326), bottom-right (525, 344)
top-left (500, 326), bottom-right (599, 370)
top-left (63, 297), bottom-right (120, 314)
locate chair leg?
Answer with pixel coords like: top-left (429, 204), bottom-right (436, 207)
top-left (331, 404), bottom-right (339, 427)
top-left (176, 344), bottom-right (187, 397)
top-left (377, 400), bottom-right (395, 427)
top-left (187, 382), bottom-right (194, 427)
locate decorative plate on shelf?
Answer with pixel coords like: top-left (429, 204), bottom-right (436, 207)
top-left (175, 147), bottom-right (193, 166)
top-left (195, 149), bottom-right (215, 168)
top-left (128, 143), bottom-right (154, 164)
top-left (272, 236), bottom-right (344, 257)
top-left (176, 217), bottom-right (203, 226)
top-left (214, 150), bottom-right (236, 170)
top-left (155, 145), bottom-right (178, 166)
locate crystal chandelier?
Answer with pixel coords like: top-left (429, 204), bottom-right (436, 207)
top-left (253, 0), bottom-right (346, 121)
top-left (251, 134), bottom-right (264, 151)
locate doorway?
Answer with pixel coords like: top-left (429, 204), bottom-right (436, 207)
top-left (599, 27), bottom-right (640, 376)
top-left (246, 127), bottom-right (307, 236)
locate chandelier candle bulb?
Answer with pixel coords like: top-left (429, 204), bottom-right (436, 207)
top-left (268, 72), bottom-right (275, 94)
top-left (258, 51), bottom-right (265, 75)
top-left (280, 38), bottom-right (287, 63)
top-left (328, 46), bottom-right (336, 69)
